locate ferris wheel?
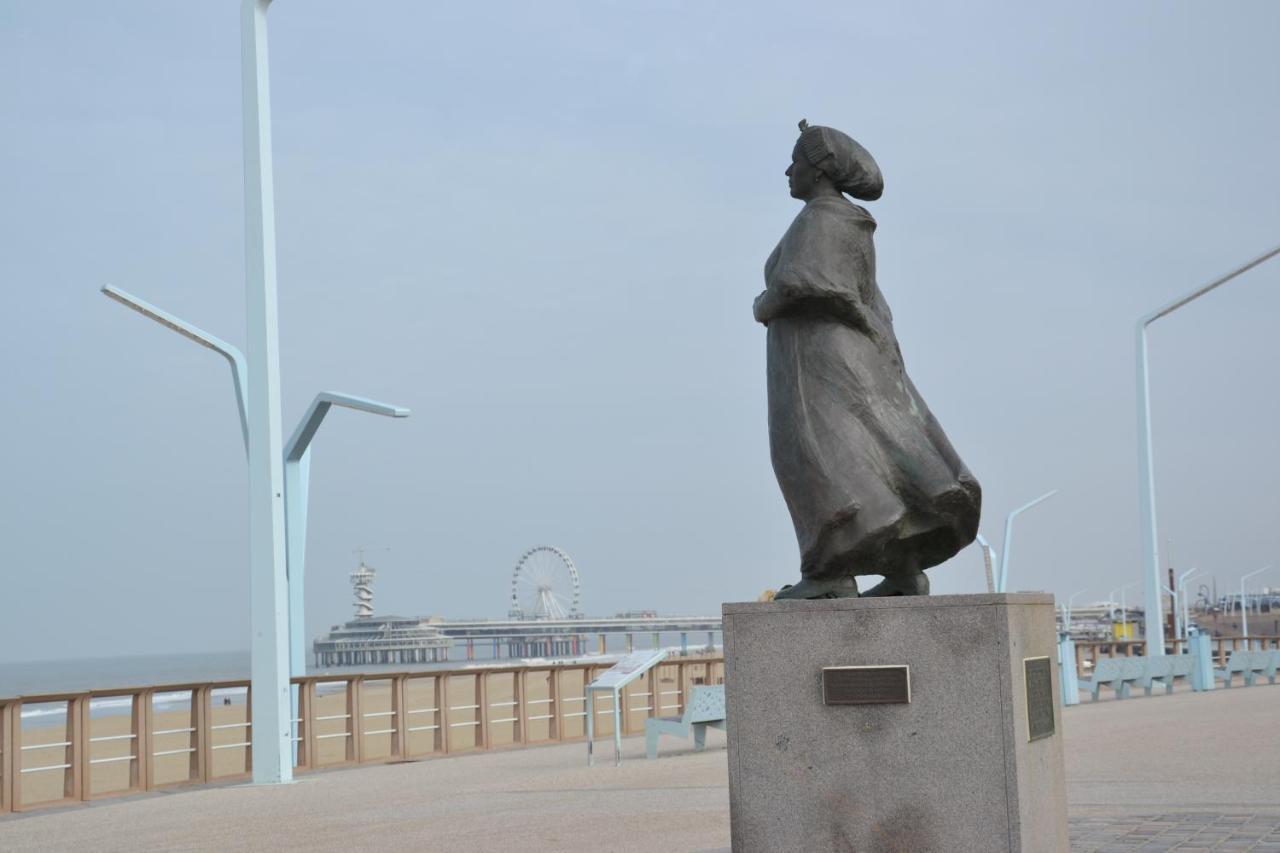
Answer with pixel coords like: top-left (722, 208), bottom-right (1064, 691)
top-left (509, 546), bottom-right (581, 620)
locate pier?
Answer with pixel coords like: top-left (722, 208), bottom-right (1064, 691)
top-left (312, 615), bottom-right (722, 667)
top-left (312, 557), bottom-right (722, 667)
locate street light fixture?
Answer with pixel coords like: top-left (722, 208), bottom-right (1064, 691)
top-left (997, 490), bottom-right (1058, 593)
top-left (1177, 567), bottom-right (1200, 644)
top-left (975, 534), bottom-right (997, 593)
top-left (1240, 566), bottom-right (1271, 645)
top-left (102, 285), bottom-right (249, 450)
top-left (283, 393), bottom-right (408, 675)
top-left (103, 286), bottom-right (409, 677)
top-left (1107, 581), bottom-right (1139, 639)
top-left (1060, 587), bottom-right (1088, 639)
top-left (1065, 588), bottom-right (1087, 627)
top-left (1136, 243), bottom-right (1280, 655)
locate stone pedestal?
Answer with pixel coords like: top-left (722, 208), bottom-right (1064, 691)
top-left (723, 593), bottom-right (1068, 853)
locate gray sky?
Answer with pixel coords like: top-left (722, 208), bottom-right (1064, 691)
top-left (2, 2), bottom-right (1278, 663)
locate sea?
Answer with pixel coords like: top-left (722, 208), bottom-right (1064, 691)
top-left (0, 650), bottom-right (494, 727)
top-left (0, 636), bottom-right (709, 727)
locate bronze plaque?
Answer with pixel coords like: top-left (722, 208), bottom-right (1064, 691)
top-left (1024, 656), bottom-right (1055, 741)
top-left (822, 665), bottom-right (910, 705)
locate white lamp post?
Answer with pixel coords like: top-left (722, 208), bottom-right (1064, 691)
top-left (1136, 243), bottom-right (1280, 655)
top-left (1177, 567), bottom-right (1200, 644)
top-left (1064, 588), bottom-right (1087, 631)
top-left (1240, 566), bottom-right (1271, 647)
top-left (1107, 581), bottom-right (1139, 640)
top-left (975, 534), bottom-right (997, 593)
top-left (997, 490), bottom-right (1058, 593)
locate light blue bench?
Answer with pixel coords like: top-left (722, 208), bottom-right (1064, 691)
top-left (1078, 658), bottom-right (1144, 701)
top-left (1215, 649), bottom-right (1279, 687)
top-left (645, 684), bottom-right (725, 759)
top-left (1137, 655), bottom-right (1194, 695)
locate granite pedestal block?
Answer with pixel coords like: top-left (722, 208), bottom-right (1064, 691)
top-left (723, 593), bottom-right (1068, 853)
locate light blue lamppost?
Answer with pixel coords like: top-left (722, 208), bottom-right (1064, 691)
top-left (1136, 243), bottom-right (1280, 656)
top-left (996, 490), bottom-right (1058, 593)
top-left (283, 394), bottom-right (408, 675)
top-left (102, 287), bottom-right (408, 677)
top-left (239, 0), bottom-right (294, 784)
top-left (1240, 566), bottom-right (1271, 646)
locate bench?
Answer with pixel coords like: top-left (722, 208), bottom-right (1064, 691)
top-left (1215, 649), bottom-right (1279, 687)
top-left (645, 684), bottom-right (725, 759)
top-left (1078, 657), bottom-right (1144, 701)
top-left (1137, 655), bottom-right (1194, 696)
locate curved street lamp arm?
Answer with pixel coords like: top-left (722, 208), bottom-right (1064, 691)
top-left (1241, 566), bottom-right (1271, 584)
top-left (284, 392), bottom-right (410, 462)
top-left (997, 489), bottom-right (1059, 592)
top-left (1137, 244), bottom-right (1280, 655)
top-left (1140, 243), bottom-right (1280, 328)
top-left (101, 284), bottom-right (249, 452)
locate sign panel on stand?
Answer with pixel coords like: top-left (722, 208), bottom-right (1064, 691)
top-left (586, 649), bottom-right (667, 766)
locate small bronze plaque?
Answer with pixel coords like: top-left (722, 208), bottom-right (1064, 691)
top-left (822, 665), bottom-right (910, 705)
top-left (1024, 656), bottom-right (1055, 741)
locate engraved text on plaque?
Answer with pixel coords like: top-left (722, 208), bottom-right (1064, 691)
top-left (822, 665), bottom-right (910, 705)
top-left (1024, 656), bottom-right (1055, 741)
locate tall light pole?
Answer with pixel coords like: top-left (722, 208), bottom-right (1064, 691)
top-left (1136, 243), bottom-right (1280, 656)
top-left (239, 0), bottom-right (292, 786)
top-left (997, 490), bottom-right (1058, 593)
top-left (1240, 566), bottom-right (1271, 645)
top-left (1177, 567), bottom-right (1199, 644)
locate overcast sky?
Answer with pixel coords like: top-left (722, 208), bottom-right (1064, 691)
top-left (2, 2), bottom-right (1278, 663)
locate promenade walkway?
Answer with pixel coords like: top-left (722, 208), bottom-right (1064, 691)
top-left (1, 684), bottom-right (1276, 851)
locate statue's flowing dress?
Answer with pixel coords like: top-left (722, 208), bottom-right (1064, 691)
top-left (754, 195), bottom-right (980, 581)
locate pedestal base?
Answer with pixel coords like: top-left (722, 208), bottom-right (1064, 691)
top-left (723, 593), bottom-right (1068, 853)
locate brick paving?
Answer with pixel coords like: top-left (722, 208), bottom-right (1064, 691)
top-left (1070, 812), bottom-right (1280, 851)
top-left (1, 682), bottom-right (1276, 851)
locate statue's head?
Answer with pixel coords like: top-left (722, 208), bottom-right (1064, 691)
top-left (787, 120), bottom-right (883, 202)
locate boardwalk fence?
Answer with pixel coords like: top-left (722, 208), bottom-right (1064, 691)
top-left (0, 656), bottom-right (723, 814)
top-left (1072, 635), bottom-right (1280, 679)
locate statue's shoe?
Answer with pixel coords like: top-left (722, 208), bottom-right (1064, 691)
top-left (773, 576), bottom-right (859, 599)
top-left (861, 571), bottom-right (930, 597)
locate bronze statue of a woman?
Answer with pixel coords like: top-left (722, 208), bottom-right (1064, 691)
top-left (757, 121), bottom-right (981, 598)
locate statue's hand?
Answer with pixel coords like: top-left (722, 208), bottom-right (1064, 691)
top-left (753, 290), bottom-right (777, 324)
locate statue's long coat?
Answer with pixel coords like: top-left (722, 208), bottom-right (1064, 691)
top-left (754, 196), bottom-right (980, 581)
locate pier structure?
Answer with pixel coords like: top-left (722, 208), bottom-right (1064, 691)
top-left (312, 616), bottom-right (721, 668)
top-left (311, 557), bottom-right (721, 667)
top-left (312, 617), bottom-right (451, 667)
top-left (437, 616), bottom-right (721, 661)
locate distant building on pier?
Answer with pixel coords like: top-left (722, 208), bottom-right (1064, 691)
top-left (312, 561), bottom-right (451, 666)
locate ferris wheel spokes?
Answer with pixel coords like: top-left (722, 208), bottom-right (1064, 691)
top-left (510, 546), bottom-right (581, 621)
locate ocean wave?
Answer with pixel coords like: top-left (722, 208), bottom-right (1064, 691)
top-left (20, 690), bottom-right (244, 722)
